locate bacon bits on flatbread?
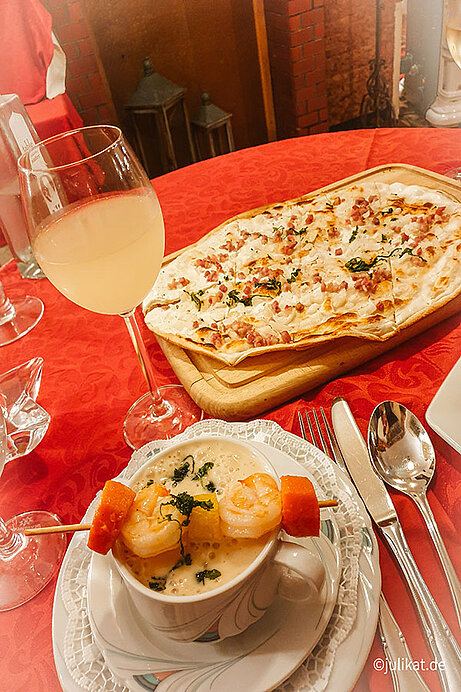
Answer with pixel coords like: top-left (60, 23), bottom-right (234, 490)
top-left (143, 182), bottom-right (461, 365)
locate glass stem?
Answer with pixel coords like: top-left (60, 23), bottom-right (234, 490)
top-left (0, 516), bottom-right (26, 560)
top-left (0, 280), bottom-right (15, 326)
top-left (121, 310), bottom-right (169, 417)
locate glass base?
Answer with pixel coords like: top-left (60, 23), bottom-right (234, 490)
top-left (123, 384), bottom-right (203, 450)
top-left (0, 511), bottom-right (66, 611)
top-left (15, 257), bottom-right (45, 280)
top-left (0, 295), bottom-right (44, 347)
top-left (443, 167), bottom-right (461, 180)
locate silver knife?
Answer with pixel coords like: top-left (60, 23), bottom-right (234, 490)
top-left (331, 396), bottom-right (461, 692)
top-left (320, 406), bottom-right (430, 691)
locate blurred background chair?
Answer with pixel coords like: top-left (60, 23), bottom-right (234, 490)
top-left (0, 0), bottom-right (82, 251)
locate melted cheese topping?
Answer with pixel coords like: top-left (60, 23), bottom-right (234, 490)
top-left (143, 182), bottom-right (461, 361)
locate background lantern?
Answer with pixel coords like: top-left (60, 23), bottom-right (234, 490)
top-left (191, 91), bottom-right (235, 160)
top-left (125, 57), bottom-right (196, 177)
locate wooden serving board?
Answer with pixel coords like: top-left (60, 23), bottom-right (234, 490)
top-left (154, 164), bottom-right (461, 420)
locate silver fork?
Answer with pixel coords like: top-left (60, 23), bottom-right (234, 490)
top-left (298, 409), bottom-right (430, 692)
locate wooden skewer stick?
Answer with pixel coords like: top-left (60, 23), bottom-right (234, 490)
top-left (24, 523), bottom-right (92, 536)
top-left (23, 500), bottom-right (339, 536)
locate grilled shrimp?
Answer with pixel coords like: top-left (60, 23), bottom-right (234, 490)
top-left (219, 473), bottom-right (282, 539)
top-left (119, 483), bottom-right (184, 558)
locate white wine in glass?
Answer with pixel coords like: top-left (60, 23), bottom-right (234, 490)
top-left (444, 0), bottom-right (461, 178)
top-left (447, 0), bottom-right (461, 68)
top-left (18, 125), bottom-right (201, 449)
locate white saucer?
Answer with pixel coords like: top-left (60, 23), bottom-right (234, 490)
top-left (89, 531), bottom-right (338, 692)
top-left (52, 422), bottom-right (380, 692)
top-left (426, 356), bottom-right (461, 455)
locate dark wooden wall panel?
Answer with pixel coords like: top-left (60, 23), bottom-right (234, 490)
top-left (83, 0), bottom-right (266, 153)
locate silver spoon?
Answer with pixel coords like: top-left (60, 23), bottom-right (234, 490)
top-left (368, 400), bottom-right (461, 630)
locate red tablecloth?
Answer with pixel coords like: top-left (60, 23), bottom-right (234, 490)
top-left (0, 128), bottom-right (460, 692)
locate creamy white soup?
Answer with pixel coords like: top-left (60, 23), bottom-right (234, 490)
top-left (115, 439), bottom-right (275, 596)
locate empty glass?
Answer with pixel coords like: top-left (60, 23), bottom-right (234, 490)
top-left (0, 278), bottom-right (43, 347)
top-left (443, 0), bottom-right (461, 179)
top-left (0, 358), bottom-right (65, 611)
top-left (0, 94), bottom-right (45, 279)
top-left (1, 358), bottom-right (50, 460)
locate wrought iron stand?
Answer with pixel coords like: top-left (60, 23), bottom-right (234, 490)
top-left (360, 0), bottom-right (396, 127)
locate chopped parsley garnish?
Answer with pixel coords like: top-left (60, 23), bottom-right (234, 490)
top-left (325, 201), bottom-right (334, 209)
top-left (240, 295), bottom-right (254, 306)
top-left (146, 479), bottom-right (154, 487)
top-left (399, 247), bottom-right (427, 261)
top-left (185, 289), bottom-right (204, 310)
top-left (226, 289), bottom-right (254, 307)
top-left (148, 576), bottom-right (167, 592)
top-left (287, 268), bottom-right (300, 283)
top-left (183, 454), bottom-right (196, 472)
top-left (348, 226), bottom-right (359, 243)
top-left (272, 225), bottom-right (283, 232)
top-left (195, 569), bottom-right (221, 585)
top-left (148, 552), bottom-right (193, 592)
top-left (164, 492), bottom-right (214, 521)
top-left (160, 491), bottom-right (214, 558)
top-left (192, 462), bottom-right (215, 490)
top-left (345, 246), bottom-right (426, 273)
top-left (292, 227), bottom-right (308, 236)
top-left (171, 454), bottom-right (195, 485)
top-left (192, 462), bottom-right (214, 481)
top-left (171, 462), bottom-right (190, 486)
top-left (172, 553), bottom-right (192, 571)
top-left (254, 277), bottom-right (282, 294)
top-left (380, 207), bottom-right (394, 215)
top-left (226, 289), bottom-right (240, 306)
top-left (381, 234), bottom-right (388, 243)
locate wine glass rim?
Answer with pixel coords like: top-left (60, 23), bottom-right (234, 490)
top-left (17, 124), bottom-right (123, 174)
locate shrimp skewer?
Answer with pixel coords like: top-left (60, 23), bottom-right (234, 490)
top-left (23, 476), bottom-right (337, 551)
top-left (219, 473), bottom-right (282, 539)
top-left (119, 483), bottom-right (185, 558)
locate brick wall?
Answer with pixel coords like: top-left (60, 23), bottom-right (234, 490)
top-left (325, 0), bottom-right (396, 126)
top-left (265, 0), bottom-right (396, 136)
top-left (265, 0), bottom-right (328, 139)
top-left (42, 0), bottom-right (117, 125)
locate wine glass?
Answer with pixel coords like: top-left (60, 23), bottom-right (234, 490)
top-left (0, 396), bottom-right (66, 611)
top-left (446, 0), bottom-right (461, 68)
top-left (18, 125), bottom-right (201, 449)
top-left (0, 279), bottom-right (44, 347)
top-left (444, 0), bottom-right (461, 178)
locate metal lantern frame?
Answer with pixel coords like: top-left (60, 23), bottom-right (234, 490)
top-left (126, 58), bottom-right (196, 174)
top-left (191, 91), bottom-right (235, 160)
